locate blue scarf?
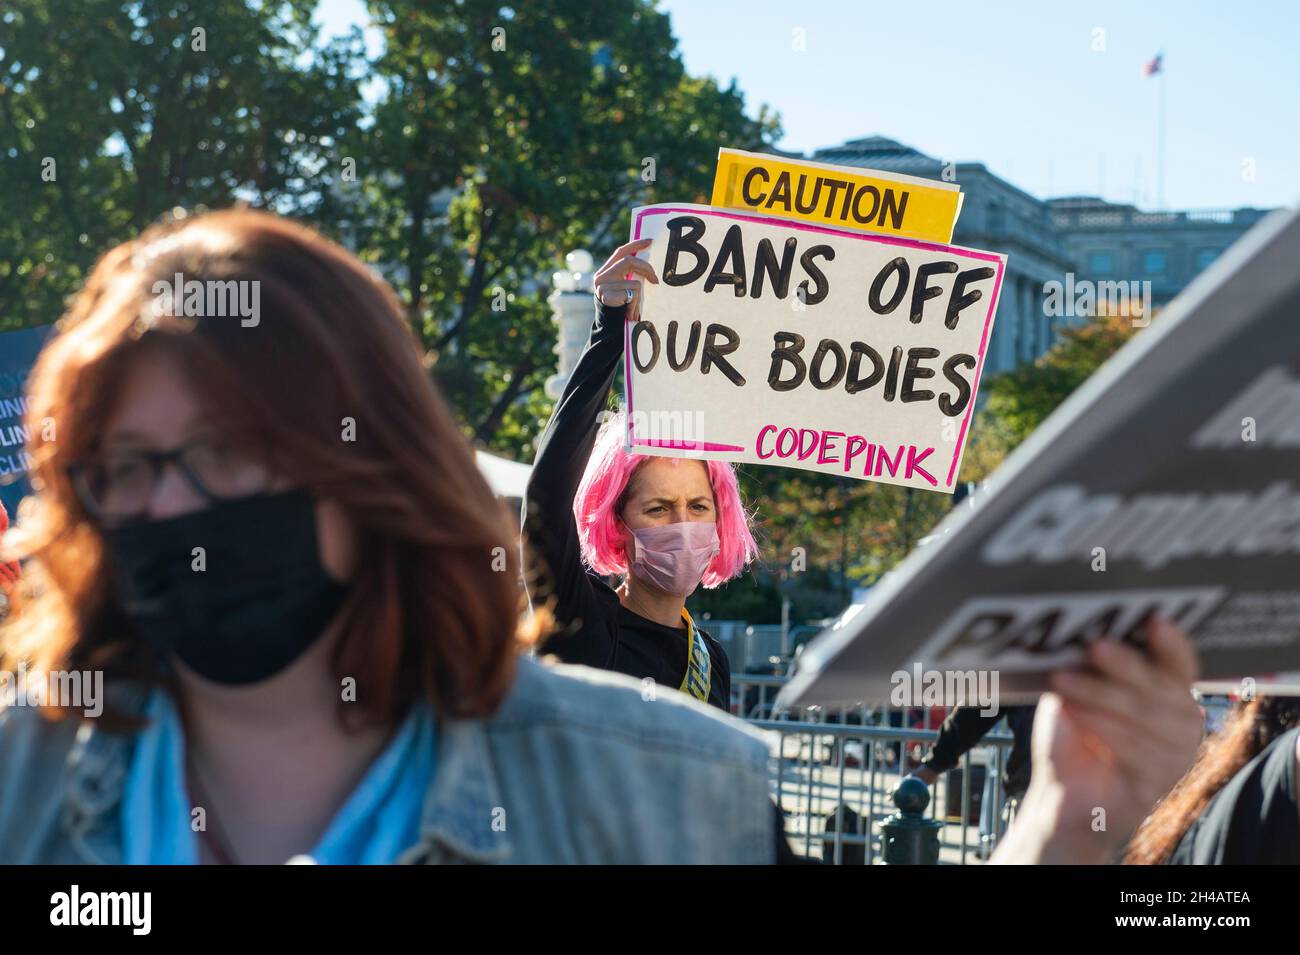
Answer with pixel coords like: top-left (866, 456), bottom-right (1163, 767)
top-left (121, 690), bottom-right (436, 864)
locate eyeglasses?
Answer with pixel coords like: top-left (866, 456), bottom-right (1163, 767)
top-left (68, 436), bottom-right (274, 525)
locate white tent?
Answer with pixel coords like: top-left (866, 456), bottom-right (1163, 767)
top-left (475, 450), bottom-right (532, 500)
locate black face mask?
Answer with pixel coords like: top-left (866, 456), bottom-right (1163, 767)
top-left (103, 489), bottom-right (351, 686)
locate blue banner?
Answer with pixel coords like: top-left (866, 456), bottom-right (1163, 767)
top-left (0, 325), bottom-right (56, 519)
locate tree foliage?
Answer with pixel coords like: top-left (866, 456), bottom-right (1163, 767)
top-left (348, 0), bottom-right (778, 456)
top-left (0, 1), bottom-right (1143, 626)
top-left (0, 0), bottom-right (361, 328)
top-left (962, 310), bottom-right (1144, 481)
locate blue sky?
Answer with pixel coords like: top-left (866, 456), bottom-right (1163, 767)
top-left (316, 0), bottom-right (1299, 211)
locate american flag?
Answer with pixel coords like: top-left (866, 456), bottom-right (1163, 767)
top-left (1144, 52), bottom-right (1163, 76)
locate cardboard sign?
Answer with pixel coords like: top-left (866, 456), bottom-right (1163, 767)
top-left (0, 325), bottom-right (54, 517)
top-left (623, 203), bottom-right (1006, 492)
top-left (711, 148), bottom-right (963, 243)
top-left (777, 206), bottom-right (1300, 707)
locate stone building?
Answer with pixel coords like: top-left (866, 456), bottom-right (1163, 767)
top-left (1045, 197), bottom-right (1273, 307)
top-left (808, 137), bottom-right (1275, 374)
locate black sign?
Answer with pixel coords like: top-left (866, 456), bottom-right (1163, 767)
top-left (781, 208), bottom-right (1300, 706)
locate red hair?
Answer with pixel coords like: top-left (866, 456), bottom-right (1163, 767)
top-left (2, 208), bottom-right (543, 727)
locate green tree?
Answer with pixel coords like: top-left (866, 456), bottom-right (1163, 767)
top-left (961, 310), bottom-right (1144, 482)
top-left (0, 0), bottom-right (362, 328)
top-left (348, 0), bottom-right (779, 455)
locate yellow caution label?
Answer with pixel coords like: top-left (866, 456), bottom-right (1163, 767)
top-left (711, 148), bottom-right (962, 243)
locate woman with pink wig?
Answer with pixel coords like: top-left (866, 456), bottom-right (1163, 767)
top-left (523, 238), bottom-right (759, 713)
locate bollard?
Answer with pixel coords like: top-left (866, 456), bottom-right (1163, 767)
top-left (879, 776), bottom-right (944, 864)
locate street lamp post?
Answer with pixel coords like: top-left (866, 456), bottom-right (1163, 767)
top-left (545, 249), bottom-right (596, 400)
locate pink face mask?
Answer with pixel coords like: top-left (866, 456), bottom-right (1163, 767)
top-left (628, 521), bottom-right (721, 597)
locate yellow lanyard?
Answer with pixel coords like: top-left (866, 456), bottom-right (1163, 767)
top-left (678, 608), bottom-right (712, 703)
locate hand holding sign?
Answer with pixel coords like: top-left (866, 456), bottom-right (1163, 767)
top-left (594, 238), bottom-right (658, 320)
top-left (993, 619), bottom-right (1202, 864)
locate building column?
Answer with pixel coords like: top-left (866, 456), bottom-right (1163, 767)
top-left (1000, 277), bottom-right (1019, 369)
top-left (1028, 278), bottom-right (1042, 359)
top-left (988, 301), bottom-right (1004, 372)
top-left (1037, 275), bottom-right (1052, 352)
top-left (1020, 277), bottom-right (1035, 363)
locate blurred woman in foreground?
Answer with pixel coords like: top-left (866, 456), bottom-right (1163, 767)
top-left (0, 209), bottom-right (777, 863)
top-left (0, 209), bottom-right (1204, 865)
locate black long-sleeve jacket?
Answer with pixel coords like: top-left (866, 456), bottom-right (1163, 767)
top-left (922, 704), bottom-right (1037, 800)
top-left (521, 299), bottom-right (731, 710)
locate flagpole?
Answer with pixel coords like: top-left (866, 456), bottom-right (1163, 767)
top-left (1157, 56), bottom-right (1166, 210)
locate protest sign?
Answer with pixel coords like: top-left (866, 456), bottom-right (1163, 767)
top-left (777, 206), bottom-right (1300, 707)
top-left (623, 203), bottom-right (1006, 492)
top-left (0, 325), bottom-right (53, 517)
top-left (711, 147), bottom-right (963, 243)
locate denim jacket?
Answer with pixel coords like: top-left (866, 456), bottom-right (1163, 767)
top-left (0, 656), bottom-right (775, 864)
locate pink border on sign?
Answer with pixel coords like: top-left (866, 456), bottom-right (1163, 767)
top-left (635, 438), bottom-right (746, 451)
top-left (625, 206), bottom-right (1006, 488)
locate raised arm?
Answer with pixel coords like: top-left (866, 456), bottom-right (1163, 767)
top-left (914, 705), bottom-right (1004, 784)
top-left (522, 240), bottom-right (658, 651)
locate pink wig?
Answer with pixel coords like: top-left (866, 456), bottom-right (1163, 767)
top-left (574, 412), bottom-right (758, 588)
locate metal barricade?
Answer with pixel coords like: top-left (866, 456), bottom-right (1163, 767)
top-left (731, 674), bottom-right (1016, 864)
